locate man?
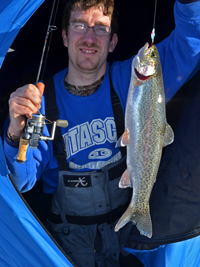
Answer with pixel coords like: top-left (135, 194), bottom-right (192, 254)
top-left (4, 0), bottom-right (200, 266)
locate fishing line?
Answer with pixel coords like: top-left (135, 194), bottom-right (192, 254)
top-left (151, 0), bottom-right (158, 45)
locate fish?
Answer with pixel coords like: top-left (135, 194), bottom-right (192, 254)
top-left (114, 43), bottom-right (174, 238)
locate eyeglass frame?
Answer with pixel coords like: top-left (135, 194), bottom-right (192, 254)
top-left (68, 22), bottom-right (111, 36)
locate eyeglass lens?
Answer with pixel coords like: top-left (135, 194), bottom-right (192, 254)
top-left (69, 22), bottom-right (111, 36)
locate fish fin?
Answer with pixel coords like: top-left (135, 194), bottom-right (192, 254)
top-left (114, 205), bottom-right (152, 238)
top-left (119, 169), bottom-right (131, 188)
top-left (163, 123), bottom-right (174, 147)
top-left (114, 206), bottom-right (133, 232)
top-left (133, 207), bottom-right (152, 238)
top-left (134, 78), bottom-right (142, 86)
top-left (115, 129), bottom-right (129, 147)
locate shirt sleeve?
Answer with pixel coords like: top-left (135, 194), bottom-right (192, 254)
top-left (111, 0), bottom-right (200, 108)
top-left (3, 97), bottom-right (59, 194)
top-left (157, 0), bottom-right (200, 102)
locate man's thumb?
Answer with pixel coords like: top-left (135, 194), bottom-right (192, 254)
top-left (36, 82), bottom-right (45, 96)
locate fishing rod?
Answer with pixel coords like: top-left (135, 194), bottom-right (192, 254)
top-left (36, 0), bottom-right (59, 84)
top-left (17, 0), bottom-right (68, 163)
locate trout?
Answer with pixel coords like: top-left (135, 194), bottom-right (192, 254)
top-left (114, 43), bottom-right (174, 238)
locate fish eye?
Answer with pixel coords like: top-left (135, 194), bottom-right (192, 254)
top-left (151, 52), bottom-right (155, 57)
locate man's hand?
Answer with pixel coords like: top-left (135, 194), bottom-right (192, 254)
top-left (8, 82), bottom-right (45, 137)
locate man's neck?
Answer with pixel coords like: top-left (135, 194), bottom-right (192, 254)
top-left (65, 64), bottom-right (107, 86)
top-left (64, 74), bottom-right (105, 97)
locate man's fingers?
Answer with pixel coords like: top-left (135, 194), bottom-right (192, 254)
top-left (9, 96), bottom-right (39, 116)
top-left (8, 83), bottom-right (44, 136)
top-left (10, 84), bottom-right (42, 108)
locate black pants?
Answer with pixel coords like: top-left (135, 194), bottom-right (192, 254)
top-left (119, 253), bottom-right (144, 267)
top-left (94, 228), bottom-right (144, 267)
top-left (94, 253), bottom-right (144, 267)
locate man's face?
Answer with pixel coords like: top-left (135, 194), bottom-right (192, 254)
top-left (62, 7), bottom-right (118, 75)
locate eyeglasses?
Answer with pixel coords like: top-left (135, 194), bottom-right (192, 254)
top-left (68, 22), bottom-right (111, 36)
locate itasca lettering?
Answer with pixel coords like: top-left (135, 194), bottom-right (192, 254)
top-left (63, 117), bottom-right (117, 159)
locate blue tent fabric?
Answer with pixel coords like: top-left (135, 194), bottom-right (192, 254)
top-left (0, 136), bottom-right (74, 267)
top-left (0, 1), bottom-right (74, 265)
top-left (0, 0), bottom-right (44, 68)
top-left (125, 236), bottom-right (200, 267)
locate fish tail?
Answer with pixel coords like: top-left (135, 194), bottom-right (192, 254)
top-left (114, 207), bottom-right (132, 232)
top-left (133, 208), bottom-right (152, 238)
top-left (114, 205), bottom-right (152, 238)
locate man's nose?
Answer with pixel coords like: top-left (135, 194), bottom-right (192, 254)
top-left (82, 27), bottom-right (97, 43)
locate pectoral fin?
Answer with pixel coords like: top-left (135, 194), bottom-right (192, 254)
top-left (119, 169), bottom-right (131, 188)
top-left (163, 123), bottom-right (174, 147)
top-left (115, 129), bottom-right (129, 147)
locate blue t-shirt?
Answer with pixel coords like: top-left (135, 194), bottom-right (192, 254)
top-left (52, 66), bottom-right (124, 172)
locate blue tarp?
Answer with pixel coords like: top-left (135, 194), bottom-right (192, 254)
top-left (125, 236), bottom-right (200, 267)
top-left (0, 136), bottom-right (74, 266)
top-left (0, 1), bottom-right (74, 266)
top-left (0, 0), bottom-right (44, 68)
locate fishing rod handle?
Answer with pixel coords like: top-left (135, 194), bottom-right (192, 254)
top-left (16, 137), bottom-right (29, 163)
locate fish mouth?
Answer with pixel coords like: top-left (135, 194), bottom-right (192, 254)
top-left (134, 68), bottom-right (152, 81)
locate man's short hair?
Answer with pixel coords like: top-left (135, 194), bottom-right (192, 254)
top-left (62, 0), bottom-right (119, 38)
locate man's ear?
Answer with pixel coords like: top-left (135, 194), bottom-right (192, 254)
top-left (62, 29), bottom-right (68, 47)
top-left (109, 33), bottom-right (118, 53)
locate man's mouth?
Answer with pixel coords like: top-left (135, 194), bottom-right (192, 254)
top-left (80, 48), bottom-right (97, 54)
top-left (134, 68), bottom-right (152, 81)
